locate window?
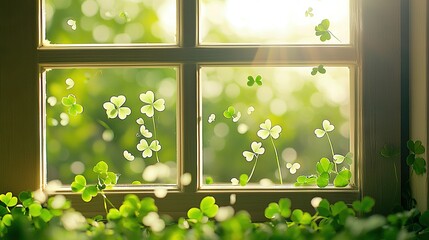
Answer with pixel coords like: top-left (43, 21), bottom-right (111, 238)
top-left (0, 0), bottom-right (402, 219)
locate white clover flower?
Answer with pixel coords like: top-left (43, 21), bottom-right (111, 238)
top-left (103, 95), bottom-right (131, 120)
top-left (314, 120), bottom-right (335, 138)
top-left (242, 142), bottom-right (265, 162)
top-left (257, 119), bottom-right (282, 139)
top-left (140, 91), bottom-right (165, 117)
top-left (137, 139), bottom-right (161, 158)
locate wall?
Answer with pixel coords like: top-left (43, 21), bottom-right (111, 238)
top-left (410, 0), bottom-right (428, 211)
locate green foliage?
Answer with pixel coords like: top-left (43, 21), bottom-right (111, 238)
top-left (0, 191), bottom-right (428, 239)
top-left (247, 75), bottom-right (263, 86)
top-left (315, 19), bottom-right (332, 42)
top-left (407, 140), bottom-right (427, 175)
top-left (61, 94), bottom-right (83, 116)
top-left (305, 7), bottom-right (314, 17)
top-left (311, 64), bottom-right (326, 75)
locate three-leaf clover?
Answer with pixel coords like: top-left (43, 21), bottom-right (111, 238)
top-left (137, 139), bottom-right (161, 158)
top-left (315, 19), bottom-right (332, 42)
top-left (314, 120), bottom-right (335, 138)
top-left (286, 162), bottom-right (301, 174)
top-left (407, 140), bottom-right (427, 175)
top-left (305, 7), bottom-right (314, 17)
top-left (0, 192), bottom-right (18, 208)
top-left (61, 94), bottom-right (83, 116)
top-left (257, 119), bottom-right (282, 139)
top-left (247, 75), bottom-right (263, 86)
top-left (242, 142), bottom-right (265, 161)
top-left (223, 106), bottom-right (241, 122)
top-left (140, 91), bottom-right (165, 117)
top-left (103, 95), bottom-right (131, 120)
top-left (311, 65), bottom-right (326, 75)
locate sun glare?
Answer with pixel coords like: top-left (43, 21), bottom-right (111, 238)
top-left (200, 0), bottom-right (350, 44)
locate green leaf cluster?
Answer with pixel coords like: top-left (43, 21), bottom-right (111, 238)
top-left (61, 94), bottom-right (83, 116)
top-left (315, 19), bottom-right (332, 42)
top-left (407, 140), bottom-right (427, 175)
top-left (187, 196), bottom-right (219, 223)
top-left (71, 161), bottom-right (119, 202)
top-left (311, 65), bottom-right (326, 75)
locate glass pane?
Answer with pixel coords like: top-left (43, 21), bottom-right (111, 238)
top-left (201, 66), bottom-right (352, 186)
top-left (44, 0), bottom-right (176, 44)
top-left (200, 0), bottom-right (350, 44)
top-left (44, 67), bottom-right (177, 185)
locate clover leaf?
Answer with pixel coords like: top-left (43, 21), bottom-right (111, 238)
top-left (352, 196), bottom-right (375, 214)
top-left (291, 209), bottom-right (312, 225)
top-left (200, 196), bottom-right (219, 218)
top-left (0, 192), bottom-right (18, 207)
top-left (242, 142), bottom-right (265, 162)
top-left (137, 139), bottom-right (162, 158)
top-left (61, 94), bottom-right (83, 116)
top-left (305, 7), bottom-right (314, 17)
top-left (187, 208), bottom-right (203, 222)
top-left (257, 119), bottom-right (282, 140)
top-left (223, 106), bottom-right (236, 119)
top-left (247, 75), bottom-right (263, 86)
top-left (239, 174), bottom-right (248, 186)
top-left (317, 158), bottom-right (333, 174)
top-left (295, 175), bottom-right (317, 186)
top-left (333, 168), bottom-right (351, 187)
top-left (317, 173), bottom-right (330, 188)
top-left (82, 186), bottom-right (98, 202)
top-left (264, 198), bottom-right (292, 219)
top-left (286, 162), bottom-right (301, 174)
top-left (315, 19), bottom-right (332, 41)
top-left (140, 91), bottom-right (165, 118)
top-left (71, 175), bottom-right (86, 192)
top-left (93, 161), bottom-right (108, 175)
top-left (103, 95), bottom-right (131, 120)
top-left (311, 65), bottom-right (326, 75)
top-left (407, 140), bottom-right (427, 175)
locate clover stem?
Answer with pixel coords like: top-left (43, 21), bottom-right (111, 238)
top-left (329, 30), bottom-right (341, 42)
top-left (101, 192), bottom-right (116, 211)
top-left (270, 137), bottom-right (283, 185)
top-left (247, 155), bottom-right (259, 183)
top-left (152, 116), bottom-right (160, 163)
top-left (325, 133), bottom-right (338, 173)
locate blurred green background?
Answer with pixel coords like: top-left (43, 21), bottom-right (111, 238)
top-left (45, 0), bottom-right (351, 185)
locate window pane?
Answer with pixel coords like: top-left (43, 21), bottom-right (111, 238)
top-left (201, 66), bottom-right (352, 185)
top-left (44, 67), bottom-right (177, 185)
top-left (199, 0), bottom-right (350, 45)
top-left (44, 0), bottom-right (176, 44)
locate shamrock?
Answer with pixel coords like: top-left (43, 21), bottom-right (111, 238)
top-left (242, 142), bottom-right (265, 162)
top-left (305, 7), bottom-right (314, 17)
top-left (247, 75), bottom-right (263, 86)
top-left (223, 106), bottom-right (241, 122)
top-left (257, 119), bottom-right (282, 140)
top-left (311, 65), bottom-right (326, 75)
top-left (103, 95), bottom-right (131, 120)
top-left (314, 120), bottom-right (335, 138)
top-left (61, 94), bottom-right (83, 116)
top-left (315, 19), bottom-right (332, 42)
top-left (286, 162), bottom-right (301, 174)
top-left (137, 139), bottom-right (161, 158)
top-left (140, 91), bottom-right (165, 117)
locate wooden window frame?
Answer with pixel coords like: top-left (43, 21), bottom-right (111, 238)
top-left (0, 0), bottom-right (402, 220)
